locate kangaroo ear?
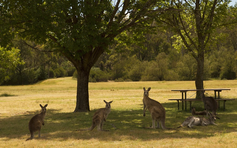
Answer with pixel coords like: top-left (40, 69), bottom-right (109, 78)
top-left (40, 104), bottom-right (43, 108)
top-left (148, 87), bottom-right (151, 91)
top-left (207, 112), bottom-right (211, 116)
top-left (104, 100), bottom-right (107, 103)
top-left (44, 104), bottom-right (48, 107)
top-left (143, 87), bottom-right (146, 91)
top-left (109, 101), bottom-right (113, 104)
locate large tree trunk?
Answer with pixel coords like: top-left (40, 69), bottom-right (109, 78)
top-left (72, 48), bottom-right (105, 112)
top-left (74, 68), bottom-right (91, 112)
top-left (195, 52), bottom-right (204, 99)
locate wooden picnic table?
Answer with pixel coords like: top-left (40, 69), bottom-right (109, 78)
top-left (169, 88), bottom-right (232, 111)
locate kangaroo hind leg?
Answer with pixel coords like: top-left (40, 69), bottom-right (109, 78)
top-left (187, 118), bottom-right (195, 128)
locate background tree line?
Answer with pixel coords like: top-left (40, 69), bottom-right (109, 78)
top-left (1, 40), bottom-right (75, 85)
top-left (91, 24), bottom-right (237, 82)
top-left (2, 22), bottom-right (237, 85)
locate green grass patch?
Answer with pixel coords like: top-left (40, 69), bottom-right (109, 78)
top-left (0, 77), bottom-right (237, 147)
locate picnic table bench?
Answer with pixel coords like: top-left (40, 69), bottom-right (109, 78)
top-left (169, 88), bottom-right (235, 111)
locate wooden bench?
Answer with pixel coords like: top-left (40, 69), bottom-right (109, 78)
top-left (171, 88), bottom-right (231, 111)
top-left (168, 98), bottom-right (235, 111)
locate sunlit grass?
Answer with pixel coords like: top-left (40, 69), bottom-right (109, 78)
top-left (0, 77), bottom-right (237, 147)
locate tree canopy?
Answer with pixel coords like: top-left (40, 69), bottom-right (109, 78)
top-left (0, 0), bottom-right (173, 112)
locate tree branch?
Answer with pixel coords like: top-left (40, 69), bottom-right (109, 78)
top-left (108, 0), bottom-right (120, 27)
top-left (118, 0), bottom-right (129, 23)
top-left (177, 11), bottom-right (198, 51)
top-left (203, 0), bottom-right (218, 39)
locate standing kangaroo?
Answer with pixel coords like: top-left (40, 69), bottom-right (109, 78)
top-left (178, 112), bottom-right (217, 128)
top-left (26, 104), bottom-right (48, 141)
top-left (89, 100), bottom-right (113, 131)
top-left (143, 87), bottom-right (167, 129)
top-left (203, 96), bottom-right (218, 115)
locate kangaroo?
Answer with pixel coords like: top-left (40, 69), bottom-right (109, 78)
top-left (178, 112), bottom-right (217, 128)
top-left (26, 104), bottom-right (48, 141)
top-left (143, 87), bottom-right (168, 129)
top-left (192, 107), bottom-right (220, 119)
top-left (89, 100), bottom-right (113, 131)
top-left (201, 112), bottom-right (217, 126)
top-left (202, 94), bottom-right (218, 116)
top-left (191, 107), bottom-right (207, 116)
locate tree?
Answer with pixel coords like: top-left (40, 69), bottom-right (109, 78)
top-left (0, 0), bottom-right (172, 112)
top-left (158, 0), bottom-right (230, 98)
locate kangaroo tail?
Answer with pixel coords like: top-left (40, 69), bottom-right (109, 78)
top-left (161, 122), bottom-right (167, 130)
top-left (160, 116), bottom-right (169, 130)
top-left (161, 125), bottom-right (173, 130)
top-left (76, 128), bottom-right (89, 131)
top-left (89, 126), bottom-right (95, 131)
top-left (26, 137), bottom-right (32, 141)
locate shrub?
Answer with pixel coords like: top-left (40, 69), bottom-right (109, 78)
top-left (128, 61), bottom-right (145, 81)
top-left (220, 68), bottom-right (236, 80)
top-left (110, 61), bottom-right (126, 80)
top-left (129, 66), bottom-right (143, 81)
top-left (37, 67), bottom-right (48, 81)
top-left (54, 67), bottom-right (67, 77)
top-left (73, 70), bottom-right (78, 79)
top-left (141, 61), bottom-right (160, 81)
top-left (164, 70), bottom-right (179, 81)
top-left (89, 67), bottom-right (108, 82)
top-left (67, 67), bottom-right (76, 76)
top-left (141, 53), bottom-right (170, 81)
top-left (175, 54), bottom-right (196, 80)
top-left (48, 68), bottom-right (56, 78)
top-left (73, 68), bottom-right (109, 82)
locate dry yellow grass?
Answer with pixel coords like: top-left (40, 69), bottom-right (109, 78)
top-left (0, 77), bottom-right (237, 148)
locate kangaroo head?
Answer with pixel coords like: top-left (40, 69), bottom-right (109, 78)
top-left (40, 104), bottom-right (48, 113)
top-left (191, 107), bottom-right (196, 115)
top-left (207, 112), bottom-right (216, 121)
top-left (143, 87), bottom-right (151, 97)
top-left (104, 100), bottom-right (113, 109)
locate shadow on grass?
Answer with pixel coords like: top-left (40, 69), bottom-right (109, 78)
top-left (0, 101), bottom-right (237, 141)
top-left (0, 93), bottom-right (17, 97)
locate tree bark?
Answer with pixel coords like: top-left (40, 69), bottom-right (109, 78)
top-left (195, 52), bottom-right (204, 99)
top-left (72, 47), bottom-right (105, 112)
top-left (74, 67), bottom-right (91, 112)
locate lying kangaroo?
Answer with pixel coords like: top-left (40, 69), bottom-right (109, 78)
top-left (178, 112), bottom-right (217, 128)
top-left (26, 104), bottom-right (48, 141)
top-left (89, 100), bottom-right (113, 131)
top-left (202, 95), bottom-right (218, 116)
top-left (143, 87), bottom-right (168, 129)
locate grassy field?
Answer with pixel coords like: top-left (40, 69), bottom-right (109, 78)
top-left (0, 77), bottom-right (237, 148)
